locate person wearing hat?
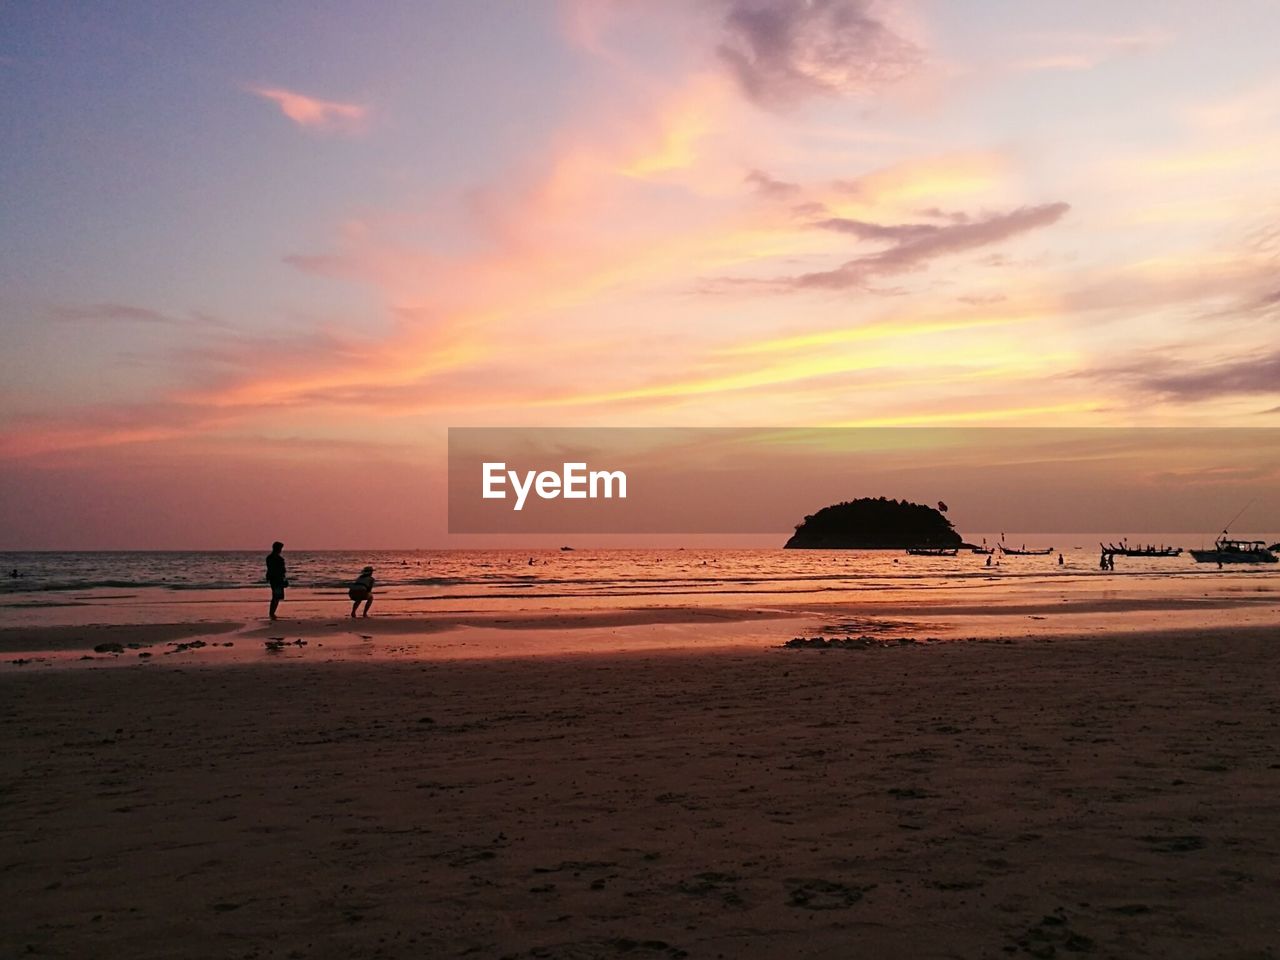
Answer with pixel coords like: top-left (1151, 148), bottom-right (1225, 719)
top-left (349, 565), bottom-right (375, 618)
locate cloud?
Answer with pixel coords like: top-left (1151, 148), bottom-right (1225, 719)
top-left (830, 152), bottom-right (1009, 208)
top-left (0, 402), bottom-right (231, 459)
top-left (49, 303), bottom-right (233, 328)
top-left (916, 207), bottom-right (972, 224)
top-left (51, 303), bottom-right (177, 324)
top-left (1057, 254), bottom-right (1278, 318)
top-left (1011, 54), bottom-right (1097, 73)
top-left (814, 215), bottom-right (941, 242)
top-left (1136, 350), bottom-right (1280, 401)
top-left (787, 202), bottom-right (1070, 290)
top-left (717, 0), bottom-right (920, 108)
top-left (1008, 29), bottom-right (1171, 74)
top-left (248, 85), bottom-right (367, 133)
top-left (281, 253), bottom-right (361, 279)
top-left (745, 168), bottom-right (801, 198)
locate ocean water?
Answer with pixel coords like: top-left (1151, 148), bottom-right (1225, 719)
top-left (2, 534), bottom-right (1277, 619)
top-left (0, 537), bottom-right (1267, 588)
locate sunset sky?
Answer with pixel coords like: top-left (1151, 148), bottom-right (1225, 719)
top-left (3, 1), bottom-right (1279, 548)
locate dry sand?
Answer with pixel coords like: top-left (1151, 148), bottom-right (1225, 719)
top-left (3, 622), bottom-right (1280, 959)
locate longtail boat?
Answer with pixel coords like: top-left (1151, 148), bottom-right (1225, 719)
top-left (1101, 542), bottom-right (1183, 557)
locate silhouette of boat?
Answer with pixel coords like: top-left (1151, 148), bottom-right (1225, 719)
top-left (999, 545), bottom-right (1053, 555)
top-left (906, 547), bottom-right (958, 556)
top-left (970, 547), bottom-right (995, 555)
top-left (1189, 535), bottom-right (1277, 564)
top-left (1101, 542), bottom-right (1183, 557)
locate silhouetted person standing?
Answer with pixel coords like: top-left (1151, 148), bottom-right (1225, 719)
top-left (266, 541), bottom-right (287, 620)
top-left (349, 566), bottom-right (374, 618)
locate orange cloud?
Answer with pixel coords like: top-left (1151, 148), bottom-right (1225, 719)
top-left (619, 77), bottom-right (725, 179)
top-left (827, 152), bottom-right (1010, 213)
top-left (724, 308), bottom-right (1041, 356)
top-left (835, 401), bottom-right (1103, 427)
top-left (248, 85), bottom-right (368, 133)
top-left (15, 135), bottom-right (1052, 450)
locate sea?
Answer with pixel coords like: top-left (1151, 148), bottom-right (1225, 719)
top-left (2, 535), bottom-right (1277, 629)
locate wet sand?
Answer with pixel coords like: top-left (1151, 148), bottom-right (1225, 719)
top-left (3, 618), bottom-right (1280, 959)
top-left (3, 588), bottom-right (1279, 666)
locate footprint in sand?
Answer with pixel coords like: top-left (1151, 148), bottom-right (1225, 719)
top-left (1139, 834), bottom-right (1205, 853)
top-left (1008, 910), bottom-right (1097, 956)
top-left (504, 938), bottom-right (687, 959)
top-left (786, 877), bottom-right (869, 910)
top-left (675, 871), bottom-right (745, 907)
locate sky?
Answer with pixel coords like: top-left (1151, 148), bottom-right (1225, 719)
top-left (2, 0), bottom-right (1279, 548)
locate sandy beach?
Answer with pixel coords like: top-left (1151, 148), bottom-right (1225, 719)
top-left (3, 604), bottom-right (1280, 959)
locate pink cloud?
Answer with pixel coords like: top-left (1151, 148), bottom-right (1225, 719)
top-left (248, 85), bottom-right (368, 133)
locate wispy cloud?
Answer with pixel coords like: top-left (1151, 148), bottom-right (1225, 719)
top-left (247, 85), bottom-right (368, 133)
top-left (1011, 54), bottom-right (1096, 73)
top-left (716, 0), bottom-right (920, 108)
top-left (1136, 350), bottom-right (1280, 401)
top-left (0, 402), bottom-right (231, 459)
top-left (815, 215), bottom-right (943, 242)
top-left (779, 202), bottom-right (1070, 290)
top-left (1009, 29), bottom-right (1171, 73)
top-left (50, 303), bottom-right (233, 328)
top-left (830, 152), bottom-right (1009, 208)
top-left (744, 168), bottom-right (801, 198)
top-left (51, 303), bottom-right (177, 324)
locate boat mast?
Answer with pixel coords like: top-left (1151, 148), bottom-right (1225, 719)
top-left (1214, 499), bottom-right (1257, 543)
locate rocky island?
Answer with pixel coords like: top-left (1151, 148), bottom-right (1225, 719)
top-left (784, 496), bottom-right (963, 549)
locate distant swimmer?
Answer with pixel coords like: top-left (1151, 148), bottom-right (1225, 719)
top-left (348, 566), bottom-right (375, 619)
top-left (8, 569), bottom-right (18, 578)
top-left (266, 541), bottom-right (288, 620)
top-left (1058, 553), bottom-right (1064, 565)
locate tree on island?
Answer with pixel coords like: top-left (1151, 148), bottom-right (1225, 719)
top-left (784, 496), bottom-right (963, 549)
